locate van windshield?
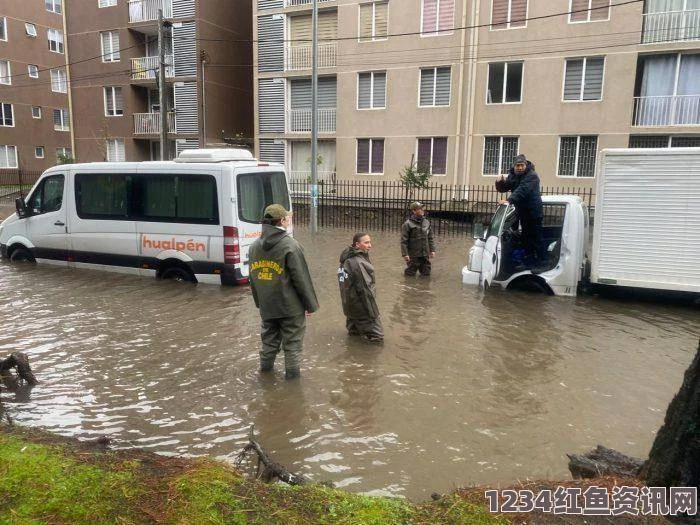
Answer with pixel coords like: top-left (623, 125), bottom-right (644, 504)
top-left (237, 171), bottom-right (290, 223)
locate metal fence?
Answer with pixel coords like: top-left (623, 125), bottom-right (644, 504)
top-left (289, 179), bottom-right (595, 236)
top-left (0, 170), bottom-right (42, 205)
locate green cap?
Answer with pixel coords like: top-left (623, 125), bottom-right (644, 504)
top-left (410, 201), bottom-right (425, 211)
top-left (263, 204), bottom-right (289, 220)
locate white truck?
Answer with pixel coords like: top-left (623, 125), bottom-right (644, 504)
top-left (461, 148), bottom-right (700, 297)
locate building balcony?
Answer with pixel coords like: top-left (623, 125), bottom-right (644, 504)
top-left (287, 108), bottom-right (336, 133)
top-left (285, 0), bottom-right (334, 7)
top-left (286, 42), bottom-right (337, 70)
top-left (131, 56), bottom-right (174, 81)
top-left (134, 112), bottom-right (176, 135)
top-left (633, 95), bottom-right (700, 126)
top-left (642, 9), bottom-right (700, 44)
top-left (128, 0), bottom-right (172, 24)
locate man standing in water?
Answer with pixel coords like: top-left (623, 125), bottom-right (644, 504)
top-left (249, 204), bottom-right (319, 380)
top-left (337, 233), bottom-right (383, 343)
top-left (400, 202), bottom-right (436, 277)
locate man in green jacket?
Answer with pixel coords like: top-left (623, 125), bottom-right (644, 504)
top-left (249, 204), bottom-right (319, 380)
top-left (400, 202), bottom-right (436, 276)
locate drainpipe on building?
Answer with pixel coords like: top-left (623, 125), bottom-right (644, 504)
top-left (200, 50), bottom-right (210, 147)
top-left (452, 0), bottom-right (470, 187)
top-left (462, 0), bottom-right (480, 187)
top-left (62, 3), bottom-right (76, 160)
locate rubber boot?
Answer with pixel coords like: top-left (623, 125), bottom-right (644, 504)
top-left (260, 359), bottom-right (275, 373)
top-left (285, 368), bottom-right (300, 380)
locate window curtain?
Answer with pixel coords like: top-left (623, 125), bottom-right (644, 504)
top-left (639, 55), bottom-right (676, 125)
top-left (676, 54), bottom-right (700, 124)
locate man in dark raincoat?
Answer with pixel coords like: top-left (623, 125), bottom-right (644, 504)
top-left (400, 202), bottom-right (436, 277)
top-left (249, 204), bottom-right (319, 380)
top-left (337, 233), bottom-right (383, 343)
top-left (495, 154), bottom-right (547, 272)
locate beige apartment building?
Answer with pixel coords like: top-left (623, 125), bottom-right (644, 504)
top-left (253, 0), bottom-right (700, 187)
top-left (0, 0), bottom-right (72, 171)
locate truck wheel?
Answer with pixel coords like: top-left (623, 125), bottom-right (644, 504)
top-left (10, 247), bottom-right (35, 263)
top-left (160, 266), bottom-right (195, 283)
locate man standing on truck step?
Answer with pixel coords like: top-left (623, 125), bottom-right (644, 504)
top-left (495, 154), bottom-right (548, 273)
top-left (400, 202), bottom-right (436, 277)
top-left (249, 204), bottom-right (319, 380)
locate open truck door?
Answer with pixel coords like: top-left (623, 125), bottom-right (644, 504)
top-left (480, 203), bottom-right (509, 288)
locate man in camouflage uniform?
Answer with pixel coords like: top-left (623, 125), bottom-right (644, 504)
top-left (400, 202), bottom-right (436, 276)
top-left (249, 204), bottom-right (319, 380)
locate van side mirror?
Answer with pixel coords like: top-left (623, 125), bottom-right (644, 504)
top-left (15, 198), bottom-right (29, 219)
top-left (473, 222), bottom-right (486, 239)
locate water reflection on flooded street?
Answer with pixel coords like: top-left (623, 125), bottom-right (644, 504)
top-left (0, 227), bottom-right (697, 500)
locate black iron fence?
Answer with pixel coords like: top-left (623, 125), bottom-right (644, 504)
top-left (289, 179), bottom-right (595, 236)
top-left (0, 170), bottom-right (42, 205)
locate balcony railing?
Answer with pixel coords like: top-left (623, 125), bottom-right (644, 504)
top-left (633, 95), bottom-right (700, 126)
top-left (287, 108), bottom-right (336, 133)
top-left (642, 9), bottom-right (700, 44)
top-left (134, 112), bottom-right (176, 134)
top-left (128, 0), bottom-right (172, 23)
top-left (131, 56), bottom-right (174, 80)
top-left (285, 0), bottom-right (334, 7)
top-left (286, 42), bottom-right (337, 70)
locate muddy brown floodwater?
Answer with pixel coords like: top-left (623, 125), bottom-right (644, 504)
top-left (0, 227), bottom-right (697, 500)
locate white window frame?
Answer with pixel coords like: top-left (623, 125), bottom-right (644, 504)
top-left (28, 65), bottom-right (39, 78)
top-left (101, 31), bottom-right (120, 62)
top-left (25, 23), bottom-right (37, 38)
top-left (106, 139), bottom-right (126, 162)
top-left (486, 61), bottom-right (524, 104)
top-left (0, 145), bottom-right (18, 168)
top-left (0, 61), bottom-right (11, 85)
top-left (356, 138), bottom-right (384, 175)
top-left (50, 68), bottom-right (67, 93)
top-left (98, 0), bottom-right (118, 7)
top-left (46, 0), bottom-right (63, 14)
top-left (54, 108), bottom-right (70, 131)
top-left (32, 106), bottom-right (42, 119)
top-left (357, 71), bottom-right (387, 110)
top-left (568, 0), bottom-right (610, 24)
top-left (103, 86), bottom-right (124, 116)
top-left (418, 66), bottom-right (451, 107)
top-left (562, 56), bottom-right (605, 102)
top-left (35, 146), bottom-right (45, 159)
top-left (556, 135), bottom-right (598, 178)
top-left (420, 0), bottom-right (455, 37)
top-left (0, 17), bottom-right (6, 41)
top-left (490, 0), bottom-right (529, 31)
top-left (358, 1), bottom-right (389, 43)
top-left (482, 136), bottom-right (519, 176)
top-left (416, 137), bottom-right (448, 176)
top-left (47, 28), bottom-right (64, 54)
top-left (0, 103), bottom-right (14, 128)
top-left (56, 147), bottom-right (72, 161)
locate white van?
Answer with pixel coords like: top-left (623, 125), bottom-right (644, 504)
top-left (0, 148), bottom-right (291, 285)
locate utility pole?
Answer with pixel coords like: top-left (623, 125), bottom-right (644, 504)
top-left (158, 9), bottom-right (167, 160)
top-left (310, 0), bottom-right (318, 233)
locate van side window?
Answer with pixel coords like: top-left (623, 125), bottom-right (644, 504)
top-left (237, 172), bottom-right (290, 223)
top-left (138, 174), bottom-right (218, 224)
top-left (75, 173), bottom-right (129, 219)
top-left (28, 174), bottom-right (64, 214)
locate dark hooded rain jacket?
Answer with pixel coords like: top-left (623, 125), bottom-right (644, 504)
top-left (337, 247), bottom-right (380, 320)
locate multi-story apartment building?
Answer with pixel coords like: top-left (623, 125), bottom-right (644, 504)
top-left (253, 0), bottom-right (700, 187)
top-left (0, 0), bottom-right (72, 171)
top-left (65, 0), bottom-right (253, 162)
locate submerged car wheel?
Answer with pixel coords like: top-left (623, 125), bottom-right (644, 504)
top-left (160, 266), bottom-right (195, 283)
top-left (9, 247), bottom-right (35, 263)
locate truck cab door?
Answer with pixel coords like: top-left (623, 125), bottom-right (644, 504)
top-left (24, 173), bottom-right (69, 266)
top-left (480, 203), bottom-right (508, 287)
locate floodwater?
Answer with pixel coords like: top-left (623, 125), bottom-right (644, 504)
top-left (0, 228), bottom-right (697, 501)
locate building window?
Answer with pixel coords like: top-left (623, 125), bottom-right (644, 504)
top-left (359, 1), bottom-right (389, 42)
top-left (53, 108), bottom-right (70, 131)
top-left (629, 135), bottom-right (700, 148)
top-left (101, 31), bottom-right (120, 62)
top-left (0, 146), bottom-right (18, 168)
top-left (483, 136), bottom-right (519, 175)
top-left (47, 29), bottom-right (64, 53)
top-left (32, 106), bottom-right (42, 119)
top-left (419, 66), bottom-right (451, 106)
top-left (56, 147), bottom-right (72, 161)
top-left (0, 61), bottom-right (11, 85)
top-left (28, 65), bottom-right (39, 78)
top-left (25, 23), bottom-right (37, 38)
top-left (357, 138), bottom-right (384, 174)
top-left (99, 0), bottom-right (118, 6)
top-left (50, 68), bottom-right (67, 93)
top-left (487, 61), bottom-right (523, 103)
top-left (558, 136), bottom-right (598, 177)
top-left (417, 137), bottom-right (448, 175)
top-left (106, 139), bottom-right (125, 162)
top-left (358, 71), bottom-right (387, 109)
top-left (104, 87), bottom-right (124, 116)
top-left (45, 0), bottom-right (63, 14)
top-left (421, 0), bottom-right (455, 36)
top-left (0, 17), bottom-right (6, 41)
top-left (491, 0), bottom-right (527, 30)
top-left (35, 147), bottom-right (45, 159)
top-left (0, 103), bottom-right (14, 127)
top-left (563, 56), bottom-right (604, 101)
top-left (569, 0), bottom-right (609, 23)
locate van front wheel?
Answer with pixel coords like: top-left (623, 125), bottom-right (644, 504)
top-left (160, 266), bottom-right (195, 283)
top-left (10, 247), bottom-right (35, 263)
